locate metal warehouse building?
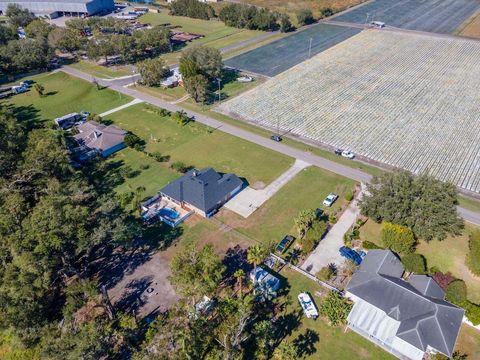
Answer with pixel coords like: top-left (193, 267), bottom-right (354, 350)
top-left (0, 0), bottom-right (115, 18)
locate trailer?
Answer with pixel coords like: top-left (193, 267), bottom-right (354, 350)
top-left (298, 292), bottom-right (318, 319)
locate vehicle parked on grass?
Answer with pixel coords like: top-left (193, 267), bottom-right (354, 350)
top-left (298, 292), bottom-right (318, 319)
top-left (339, 246), bottom-right (362, 265)
top-left (323, 193), bottom-right (338, 207)
top-left (341, 150), bottom-right (355, 159)
top-left (276, 235), bottom-right (294, 254)
top-left (270, 135), bottom-right (282, 142)
top-left (334, 148), bottom-right (343, 155)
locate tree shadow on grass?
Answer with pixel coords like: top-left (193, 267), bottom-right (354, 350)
top-left (293, 328), bottom-right (320, 358)
top-left (222, 245), bottom-right (251, 286)
top-left (142, 222), bottom-right (183, 250)
top-left (114, 275), bottom-right (154, 314)
top-left (82, 158), bottom-right (126, 195)
top-left (6, 103), bottom-right (45, 130)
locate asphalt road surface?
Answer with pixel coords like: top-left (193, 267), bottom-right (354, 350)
top-left (61, 66), bottom-right (480, 226)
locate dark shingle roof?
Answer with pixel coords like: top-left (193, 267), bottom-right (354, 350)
top-left (160, 168), bottom-right (243, 213)
top-left (346, 250), bottom-right (464, 357)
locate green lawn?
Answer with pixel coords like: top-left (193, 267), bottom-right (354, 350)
top-left (458, 195), bottom-right (480, 213)
top-left (217, 166), bottom-right (357, 244)
top-left (278, 269), bottom-right (395, 359)
top-left (5, 71), bottom-right (131, 122)
top-left (455, 323), bottom-right (480, 359)
top-left (140, 12), bottom-right (262, 65)
top-left (104, 103), bottom-right (294, 186)
top-left (360, 220), bottom-right (480, 303)
top-left (69, 61), bottom-right (133, 79)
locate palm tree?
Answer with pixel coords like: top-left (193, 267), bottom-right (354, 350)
top-left (247, 245), bottom-right (266, 292)
top-left (233, 269), bottom-right (245, 297)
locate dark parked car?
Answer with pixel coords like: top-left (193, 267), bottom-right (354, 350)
top-left (339, 246), bottom-right (362, 265)
top-left (271, 135), bottom-right (282, 142)
top-left (276, 235), bottom-right (294, 253)
top-left (334, 148), bottom-right (342, 155)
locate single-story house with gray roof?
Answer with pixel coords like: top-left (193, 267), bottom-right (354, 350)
top-left (345, 250), bottom-right (464, 360)
top-left (160, 167), bottom-right (243, 218)
top-left (72, 121), bottom-right (126, 160)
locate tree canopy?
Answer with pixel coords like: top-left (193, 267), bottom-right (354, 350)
top-left (360, 170), bottom-right (463, 241)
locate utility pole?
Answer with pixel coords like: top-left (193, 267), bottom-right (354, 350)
top-left (308, 38), bottom-right (313, 59)
top-left (217, 78), bottom-right (221, 103)
top-left (365, 13), bottom-right (370, 25)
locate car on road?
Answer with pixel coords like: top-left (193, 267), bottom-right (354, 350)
top-left (270, 135), bottom-right (282, 142)
top-left (323, 193), bottom-right (338, 207)
top-left (341, 150), bottom-right (355, 159)
top-left (298, 292), bottom-right (318, 319)
top-left (276, 235), bottom-right (294, 254)
top-left (339, 246), bottom-right (362, 265)
top-left (334, 148), bottom-right (343, 156)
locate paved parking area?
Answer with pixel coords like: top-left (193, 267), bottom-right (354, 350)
top-left (301, 186), bottom-right (364, 274)
top-left (224, 159), bottom-right (310, 218)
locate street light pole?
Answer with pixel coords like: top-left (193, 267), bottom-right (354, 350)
top-left (217, 78), bottom-right (221, 102)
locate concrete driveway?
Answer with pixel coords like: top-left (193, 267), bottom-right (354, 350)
top-left (301, 185), bottom-right (365, 274)
top-left (224, 159), bottom-right (310, 218)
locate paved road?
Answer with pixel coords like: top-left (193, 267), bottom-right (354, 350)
top-left (61, 66), bottom-right (480, 226)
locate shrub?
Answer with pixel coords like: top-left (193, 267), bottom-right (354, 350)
top-left (445, 280), bottom-right (467, 305)
top-left (124, 133), bottom-right (142, 148)
top-left (172, 110), bottom-right (192, 126)
top-left (171, 161), bottom-right (190, 173)
top-left (431, 271), bottom-right (455, 290)
top-left (381, 222), bottom-right (416, 254)
top-left (328, 214), bottom-right (337, 224)
top-left (301, 220), bottom-right (326, 254)
top-left (319, 291), bottom-right (352, 326)
top-left (151, 151), bottom-right (168, 162)
top-left (401, 253), bottom-right (426, 274)
top-left (119, 166), bottom-right (139, 179)
top-left (320, 7), bottom-right (334, 18)
top-left (296, 8), bottom-right (315, 26)
top-left (169, 0), bottom-right (214, 20)
top-left (467, 230), bottom-right (480, 276)
top-left (316, 265), bottom-right (335, 282)
top-left (362, 241), bottom-right (383, 250)
top-left (344, 190), bottom-right (353, 202)
top-left (465, 301), bottom-right (480, 325)
top-left (140, 164), bottom-right (150, 170)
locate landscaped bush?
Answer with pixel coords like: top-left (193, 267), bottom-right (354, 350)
top-left (140, 164), bottom-right (150, 170)
top-left (344, 190), bottom-right (353, 202)
top-left (328, 214), bottom-right (337, 224)
top-left (301, 220), bottom-right (327, 254)
top-left (381, 222), bottom-right (416, 254)
top-left (431, 271), bottom-right (455, 290)
top-left (124, 133), bottom-right (142, 148)
top-left (320, 7), bottom-right (334, 18)
top-left (150, 151), bottom-right (168, 162)
top-left (464, 301), bottom-right (480, 325)
top-left (401, 253), bottom-right (426, 274)
top-left (170, 161), bottom-right (191, 173)
top-left (319, 291), bottom-right (352, 326)
top-left (467, 230), bottom-right (480, 276)
top-left (445, 280), bottom-right (467, 305)
top-left (362, 241), bottom-right (383, 250)
top-left (316, 265), bottom-right (335, 282)
top-left (119, 165), bottom-right (139, 179)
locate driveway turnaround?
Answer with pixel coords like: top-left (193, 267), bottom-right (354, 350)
top-left (224, 159), bottom-right (310, 218)
top-left (301, 185), bottom-right (365, 274)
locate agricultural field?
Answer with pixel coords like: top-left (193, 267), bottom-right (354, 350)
top-left (3, 71), bottom-right (131, 122)
top-left (334, 0), bottom-right (480, 34)
top-left (458, 10), bottom-right (480, 38)
top-left (224, 23), bottom-right (360, 76)
top-left (231, 0), bottom-right (365, 19)
top-left (219, 30), bottom-right (480, 194)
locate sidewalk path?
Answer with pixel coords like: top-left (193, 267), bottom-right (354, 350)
top-left (224, 159), bottom-right (310, 218)
top-left (301, 186), bottom-right (365, 274)
top-left (60, 66), bottom-right (480, 226)
top-left (99, 98), bottom-right (143, 117)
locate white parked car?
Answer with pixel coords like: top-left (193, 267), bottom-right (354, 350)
top-left (298, 292), bottom-right (318, 319)
top-left (341, 150), bottom-right (355, 159)
top-left (323, 193), bottom-right (338, 207)
top-left (237, 75), bottom-right (253, 83)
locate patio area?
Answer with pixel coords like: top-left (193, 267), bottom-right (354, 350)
top-left (141, 194), bottom-right (192, 227)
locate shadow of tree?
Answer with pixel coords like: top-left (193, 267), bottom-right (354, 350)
top-left (274, 309), bottom-right (303, 345)
top-left (114, 275), bottom-right (154, 314)
top-left (293, 328), bottom-right (320, 357)
top-left (6, 103), bottom-right (44, 130)
top-left (222, 245), bottom-right (250, 286)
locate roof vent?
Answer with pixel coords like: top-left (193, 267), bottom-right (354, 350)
top-left (192, 169), bottom-right (199, 177)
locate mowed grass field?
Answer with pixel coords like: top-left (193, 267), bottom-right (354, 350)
top-left (4, 71), bottom-right (131, 122)
top-left (360, 220), bottom-right (480, 303)
top-left (217, 166), bottom-right (357, 244)
top-left (105, 103), bottom-right (294, 187)
top-left (69, 61), bottom-right (133, 79)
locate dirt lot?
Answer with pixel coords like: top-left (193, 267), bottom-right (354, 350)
top-left (459, 10), bottom-right (480, 38)
top-left (233, 0), bottom-right (366, 18)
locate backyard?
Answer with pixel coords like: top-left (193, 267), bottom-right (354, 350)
top-left (4, 71), bottom-right (131, 121)
top-left (217, 166), bottom-right (357, 245)
top-left (359, 220), bottom-right (480, 303)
